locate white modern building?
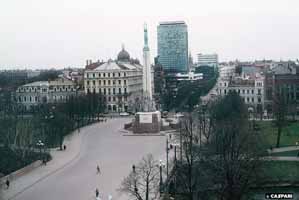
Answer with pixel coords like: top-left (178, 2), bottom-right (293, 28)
top-left (84, 47), bottom-right (144, 113)
top-left (16, 79), bottom-right (77, 109)
top-left (175, 72), bottom-right (203, 81)
top-left (197, 53), bottom-right (218, 68)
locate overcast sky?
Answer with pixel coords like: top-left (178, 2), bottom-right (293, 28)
top-left (1, 0), bottom-right (299, 69)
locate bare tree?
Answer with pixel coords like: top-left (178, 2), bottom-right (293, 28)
top-left (119, 154), bottom-right (160, 200)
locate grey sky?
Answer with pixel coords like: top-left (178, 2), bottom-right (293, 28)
top-left (1, 0), bottom-right (299, 69)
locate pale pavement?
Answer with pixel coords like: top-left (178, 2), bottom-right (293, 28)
top-left (2, 118), bottom-right (167, 200)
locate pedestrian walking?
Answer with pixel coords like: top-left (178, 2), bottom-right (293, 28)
top-left (95, 188), bottom-right (99, 197)
top-left (63, 145), bottom-right (66, 151)
top-left (97, 165), bottom-right (101, 174)
top-left (5, 179), bottom-right (10, 189)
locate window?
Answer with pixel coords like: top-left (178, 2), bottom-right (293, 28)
top-left (118, 80), bottom-right (121, 85)
top-left (119, 88), bottom-right (121, 94)
top-left (113, 73), bottom-right (115, 77)
top-left (238, 89), bottom-right (240, 94)
top-left (224, 89), bottom-right (227, 94)
top-left (124, 96), bottom-right (127, 101)
top-left (93, 73), bottom-right (95, 78)
top-left (103, 80), bottom-right (106, 85)
top-left (124, 88), bottom-right (127, 94)
top-left (108, 73), bottom-right (111, 77)
top-left (35, 96), bottom-right (38, 102)
top-left (113, 96), bottom-right (116, 101)
top-left (29, 96), bottom-right (32, 102)
top-left (93, 80), bottom-right (96, 85)
top-left (251, 89), bottom-right (254, 94)
top-left (247, 90), bottom-right (249, 94)
top-left (99, 73), bottom-right (101, 77)
top-left (108, 97), bottom-right (111, 101)
top-left (124, 80), bottom-right (127, 85)
top-left (87, 73), bottom-right (90, 78)
top-left (99, 80), bottom-right (101, 85)
top-left (242, 89), bottom-right (245, 94)
top-left (119, 73), bottom-right (121, 77)
top-left (251, 98), bottom-right (254, 102)
top-left (124, 72), bottom-right (126, 77)
top-left (103, 73), bottom-right (106, 77)
top-left (258, 89), bottom-right (261, 95)
top-left (113, 80), bottom-right (116, 85)
top-left (103, 88), bottom-right (106, 95)
top-left (113, 88), bottom-right (116, 94)
top-left (247, 97), bottom-right (249, 102)
top-left (87, 81), bottom-right (90, 85)
top-left (108, 88), bottom-right (111, 95)
top-left (108, 80), bottom-right (111, 85)
top-left (258, 97), bottom-right (261, 103)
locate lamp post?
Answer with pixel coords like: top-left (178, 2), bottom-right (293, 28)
top-left (132, 165), bottom-right (138, 195)
top-left (36, 140), bottom-right (44, 160)
top-left (158, 160), bottom-right (165, 195)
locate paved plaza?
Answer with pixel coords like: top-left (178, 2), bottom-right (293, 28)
top-left (2, 118), bottom-right (166, 200)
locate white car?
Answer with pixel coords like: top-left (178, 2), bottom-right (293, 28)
top-left (119, 112), bottom-right (130, 116)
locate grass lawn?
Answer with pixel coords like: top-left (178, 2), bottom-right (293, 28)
top-left (261, 161), bottom-right (299, 182)
top-left (258, 121), bottom-right (299, 148)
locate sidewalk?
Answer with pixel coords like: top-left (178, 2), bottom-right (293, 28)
top-left (1, 127), bottom-right (86, 200)
top-left (267, 146), bottom-right (299, 153)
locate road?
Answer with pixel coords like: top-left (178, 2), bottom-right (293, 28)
top-left (11, 118), bottom-right (166, 200)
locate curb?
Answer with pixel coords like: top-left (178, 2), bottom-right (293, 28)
top-left (7, 129), bottom-right (87, 200)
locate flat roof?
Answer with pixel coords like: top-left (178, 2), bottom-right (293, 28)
top-left (159, 21), bottom-right (186, 25)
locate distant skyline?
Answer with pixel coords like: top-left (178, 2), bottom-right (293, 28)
top-left (1, 0), bottom-right (299, 69)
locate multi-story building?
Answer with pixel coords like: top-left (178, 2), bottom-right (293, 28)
top-left (217, 75), bottom-right (265, 111)
top-left (157, 21), bottom-right (188, 73)
top-left (16, 79), bottom-right (77, 109)
top-left (84, 47), bottom-right (143, 113)
top-left (264, 61), bottom-right (299, 115)
top-left (197, 53), bottom-right (218, 68)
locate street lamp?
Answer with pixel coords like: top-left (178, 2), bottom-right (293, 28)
top-left (157, 160), bottom-right (165, 195)
top-left (36, 140), bottom-right (44, 160)
top-left (132, 165), bottom-right (138, 194)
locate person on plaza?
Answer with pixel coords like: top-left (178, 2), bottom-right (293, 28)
top-left (5, 179), bottom-right (10, 189)
top-left (63, 145), bottom-right (66, 151)
top-left (97, 165), bottom-right (101, 174)
top-left (95, 188), bottom-right (99, 197)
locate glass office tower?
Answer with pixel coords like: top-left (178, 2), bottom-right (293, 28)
top-left (157, 21), bottom-right (188, 73)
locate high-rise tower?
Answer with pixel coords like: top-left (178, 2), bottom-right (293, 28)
top-left (143, 23), bottom-right (152, 100)
top-left (157, 21), bottom-right (188, 73)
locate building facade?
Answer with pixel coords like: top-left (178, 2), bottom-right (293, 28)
top-left (217, 76), bottom-right (265, 111)
top-left (16, 79), bottom-right (77, 109)
top-left (84, 47), bottom-right (143, 113)
top-left (157, 21), bottom-right (188, 73)
top-left (197, 53), bottom-right (218, 68)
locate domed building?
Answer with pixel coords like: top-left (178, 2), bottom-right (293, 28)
top-left (84, 46), bottom-right (143, 112)
top-left (117, 46), bottom-right (131, 62)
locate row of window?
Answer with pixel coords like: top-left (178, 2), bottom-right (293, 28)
top-left (18, 95), bottom-right (69, 103)
top-left (242, 97), bottom-right (262, 103)
top-left (106, 96), bottom-right (128, 102)
top-left (87, 87), bottom-right (127, 95)
top-left (86, 72), bottom-right (127, 78)
top-left (219, 88), bottom-right (262, 95)
top-left (18, 87), bottom-right (75, 93)
top-left (86, 79), bottom-right (127, 86)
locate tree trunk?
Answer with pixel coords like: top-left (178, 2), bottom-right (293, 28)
top-left (276, 126), bottom-right (282, 148)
